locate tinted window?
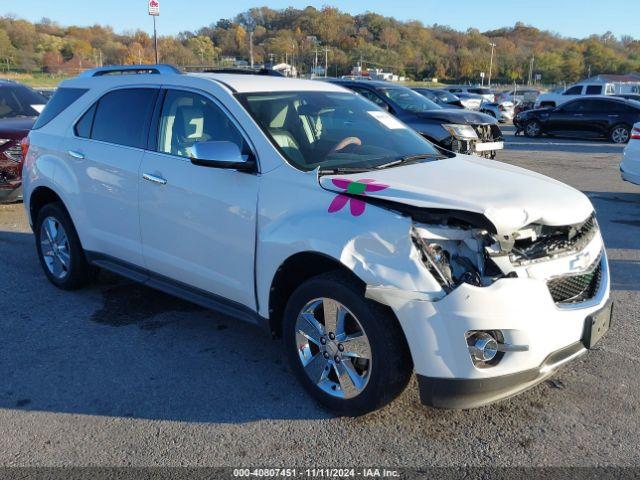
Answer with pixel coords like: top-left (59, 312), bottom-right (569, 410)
top-left (32, 88), bottom-right (82, 129)
top-left (91, 88), bottom-right (158, 148)
top-left (157, 90), bottom-right (246, 158)
top-left (74, 104), bottom-right (96, 138)
top-left (352, 87), bottom-right (387, 108)
top-left (563, 86), bottom-right (583, 95)
top-left (585, 85), bottom-right (602, 95)
top-left (562, 100), bottom-right (588, 112)
top-left (380, 88), bottom-right (441, 112)
top-left (468, 88), bottom-right (491, 95)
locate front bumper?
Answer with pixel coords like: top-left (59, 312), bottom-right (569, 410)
top-left (417, 340), bottom-right (587, 409)
top-left (385, 247), bottom-right (610, 408)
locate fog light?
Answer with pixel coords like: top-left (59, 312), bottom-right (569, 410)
top-left (467, 332), bottom-right (498, 363)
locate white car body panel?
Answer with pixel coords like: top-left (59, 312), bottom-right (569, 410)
top-left (621, 123), bottom-right (640, 185)
top-left (22, 69), bottom-right (612, 409)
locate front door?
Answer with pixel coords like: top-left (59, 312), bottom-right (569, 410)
top-left (138, 88), bottom-right (258, 309)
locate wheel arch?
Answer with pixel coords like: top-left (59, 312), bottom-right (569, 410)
top-left (29, 186), bottom-right (66, 226)
top-left (267, 251), bottom-right (366, 338)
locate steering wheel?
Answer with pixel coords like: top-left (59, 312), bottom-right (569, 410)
top-left (328, 136), bottom-right (362, 155)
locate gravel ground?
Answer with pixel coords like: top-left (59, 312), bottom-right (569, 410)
top-left (0, 127), bottom-right (638, 467)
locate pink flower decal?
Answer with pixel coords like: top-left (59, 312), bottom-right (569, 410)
top-left (328, 178), bottom-right (389, 217)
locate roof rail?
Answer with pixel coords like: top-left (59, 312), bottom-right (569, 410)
top-left (78, 64), bottom-right (182, 78)
top-left (201, 67), bottom-right (284, 77)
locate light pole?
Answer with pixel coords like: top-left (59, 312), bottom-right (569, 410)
top-left (488, 42), bottom-right (496, 87)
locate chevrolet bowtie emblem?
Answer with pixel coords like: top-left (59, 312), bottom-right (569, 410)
top-left (570, 252), bottom-right (591, 271)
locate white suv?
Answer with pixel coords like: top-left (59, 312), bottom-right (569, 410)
top-left (23, 65), bottom-right (612, 415)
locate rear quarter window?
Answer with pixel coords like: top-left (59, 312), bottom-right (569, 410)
top-left (32, 88), bottom-right (88, 129)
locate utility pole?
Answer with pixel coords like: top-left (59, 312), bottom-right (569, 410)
top-left (249, 30), bottom-right (254, 68)
top-left (314, 47), bottom-right (319, 77)
top-left (323, 47), bottom-right (330, 78)
top-left (153, 16), bottom-right (158, 64)
top-left (528, 56), bottom-right (535, 86)
top-left (488, 42), bottom-right (496, 87)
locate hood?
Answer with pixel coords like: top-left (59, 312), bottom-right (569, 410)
top-left (412, 108), bottom-right (496, 125)
top-left (319, 155), bottom-right (593, 234)
top-left (0, 117), bottom-right (36, 138)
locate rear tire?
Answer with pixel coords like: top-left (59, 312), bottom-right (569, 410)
top-left (283, 271), bottom-right (412, 416)
top-left (610, 124), bottom-right (631, 144)
top-left (35, 202), bottom-right (91, 290)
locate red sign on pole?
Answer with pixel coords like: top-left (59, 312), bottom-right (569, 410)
top-left (148, 0), bottom-right (160, 16)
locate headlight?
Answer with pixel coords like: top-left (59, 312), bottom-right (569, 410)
top-left (0, 139), bottom-right (11, 148)
top-left (443, 124), bottom-right (478, 140)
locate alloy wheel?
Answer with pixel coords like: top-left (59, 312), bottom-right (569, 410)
top-left (526, 121), bottom-right (541, 137)
top-left (39, 216), bottom-right (71, 280)
top-left (611, 127), bottom-right (630, 144)
top-left (295, 298), bottom-right (372, 399)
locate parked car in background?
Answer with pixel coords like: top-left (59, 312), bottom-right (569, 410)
top-left (442, 85), bottom-right (495, 102)
top-left (330, 79), bottom-right (503, 158)
top-left (515, 96), bottom-right (640, 143)
top-left (620, 123), bottom-right (640, 185)
top-left (480, 100), bottom-right (515, 123)
top-left (534, 82), bottom-right (616, 108)
top-left (24, 65), bottom-right (611, 414)
top-left (0, 79), bottom-right (47, 202)
top-left (454, 92), bottom-right (483, 111)
top-left (496, 89), bottom-right (541, 104)
top-left (412, 88), bottom-right (464, 108)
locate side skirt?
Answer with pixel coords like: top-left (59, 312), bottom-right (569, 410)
top-left (85, 251), bottom-right (270, 331)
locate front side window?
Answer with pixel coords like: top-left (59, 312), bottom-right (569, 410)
top-left (91, 88), bottom-right (158, 148)
top-left (562, 100), bottom-right (588, 112)
top-left (380, 88), bottom-right (441, 113)
top-left (238, 91), bottom-right (442, 172)
top-left (156, 90), bottom-right (246, 158)
top-left (563, 86), bottom-right (583, 95)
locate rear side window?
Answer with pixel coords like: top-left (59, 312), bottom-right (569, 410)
top-left (32, 88), bottom-right (87, 129)
top-left (90, 88), bottom-right (158, 148)
top-left (585, 85), bottom-right (602, 95)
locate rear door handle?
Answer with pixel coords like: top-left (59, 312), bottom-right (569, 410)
top-left (68, 150), bottom-right (85, 160)
top-left (142, 173), bottom-right (167, 185)
top-left (608, 114), bottom-right (619, 117)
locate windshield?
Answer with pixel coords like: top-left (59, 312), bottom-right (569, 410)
top-left (435, 90), bottom-right (460, 103)
top-left (238, 91), bottom-right (441, 172)
top-left (380, 88), bottom-right (441, 113)
top-left (0, 85), bottom-right (47, 119)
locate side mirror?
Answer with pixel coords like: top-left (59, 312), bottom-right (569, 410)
top-left (190, 141), bottom-right (255, 172)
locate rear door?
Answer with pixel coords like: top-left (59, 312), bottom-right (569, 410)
top-left (64, 87), bottom-right (158, 267)
top-left (138, 88), bottom-right (258, 309)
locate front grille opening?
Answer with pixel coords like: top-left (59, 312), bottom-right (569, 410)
top-left (547, 254), bottom-right (603, 304)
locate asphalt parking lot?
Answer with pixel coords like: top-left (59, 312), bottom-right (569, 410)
top-left (0, 126), bottom-right (638, 467)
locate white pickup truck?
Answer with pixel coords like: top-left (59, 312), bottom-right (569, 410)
top-left (535, 83), bottom-right (616, 108)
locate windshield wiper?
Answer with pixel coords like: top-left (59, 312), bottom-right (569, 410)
top-left (318, 166), bottom-right (372, 175)
top-left (374, 153), bottom-right (442, 170)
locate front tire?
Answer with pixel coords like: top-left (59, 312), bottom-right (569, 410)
top-left (525, 120), bottom-right (542, 138)
top-left (283, 271), bottom-right (412, 416)
top-left (35, 202), bottom-right (91, 290)
top-left (610, 124), bottom-right (631, 144)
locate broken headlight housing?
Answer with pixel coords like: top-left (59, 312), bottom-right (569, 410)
top-left (411, 225), bottom-right (489, 291)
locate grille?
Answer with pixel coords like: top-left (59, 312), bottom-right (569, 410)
top-left (471, 123), bottom-right (502, 142)
top-left (3, 143), bottom-right (22, 163)
top-left (547, 254), bottom-right (603, 305)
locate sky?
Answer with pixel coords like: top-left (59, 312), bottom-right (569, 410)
top-left (1, 0), bottom-right (638, 40)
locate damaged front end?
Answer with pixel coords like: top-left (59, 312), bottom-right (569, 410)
top-left (408, 208), bottom-right (603, 306)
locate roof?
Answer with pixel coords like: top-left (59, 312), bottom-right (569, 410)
top-left (189, 73), bottom-right (348, 93)
top-left (584, 74), bottom-right (640, 84)
top-left (328, 78), bottom-right (405, 89)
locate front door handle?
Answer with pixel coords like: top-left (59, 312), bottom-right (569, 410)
top-left (142, 173), bottom-right (167, 185)
top-left (68, 150), bottom-right (85, 160)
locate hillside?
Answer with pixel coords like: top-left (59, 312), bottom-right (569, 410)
top-left (1, 6), bottom-right (639, 84)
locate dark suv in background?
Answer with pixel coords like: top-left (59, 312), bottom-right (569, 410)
top-left (0, 79), bottom-right (47, 202)
top-left (329, 79), bottom-right (503, 158)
